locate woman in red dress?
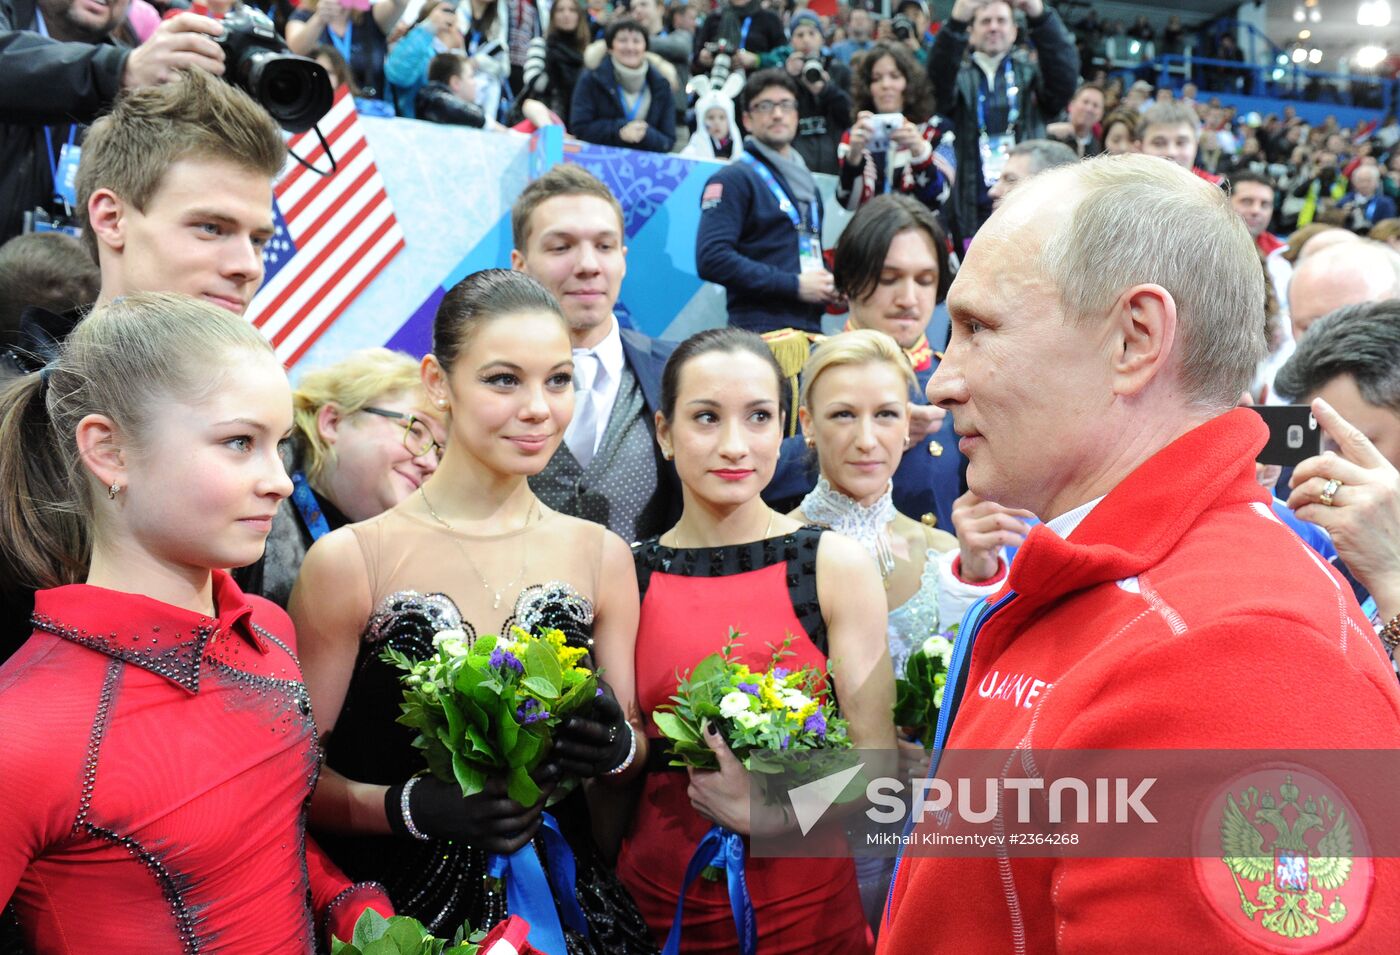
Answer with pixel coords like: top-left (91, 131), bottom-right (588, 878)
top-left (619, 327), bottom-right (896, 953)
top-left (0, 294), bottom-right (390, 953)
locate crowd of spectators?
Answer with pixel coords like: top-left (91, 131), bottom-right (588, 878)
top-left (6, 0), bottom-right (1400, 619)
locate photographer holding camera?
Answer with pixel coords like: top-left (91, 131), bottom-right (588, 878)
top-left (759, 9), bottom-right (850, 175)
top-left (692, 0), bottom-right (783, 82)
top-left (0, 0), bottom-right (236, 242)
top-left (877, 0), bottom-right (930, 65)
top-left (837, 41), bottom-right (950, 215)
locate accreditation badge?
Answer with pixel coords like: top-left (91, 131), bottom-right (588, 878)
top-left (798, 231), bottom-right (824, 273)
top-left (979, 131), bottom-right (1013, 187)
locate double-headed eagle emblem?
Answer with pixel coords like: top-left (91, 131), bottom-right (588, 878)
top-left (1219, 774), bottom-right (1352, 939)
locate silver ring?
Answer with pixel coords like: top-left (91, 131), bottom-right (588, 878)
top-left (1320, 478), bottom-right (1342, 507)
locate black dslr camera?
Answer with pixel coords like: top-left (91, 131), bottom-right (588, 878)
top-left (891, 14), bottom-right (916, 41)
top-left (216, 8), bottom-right (333, 133)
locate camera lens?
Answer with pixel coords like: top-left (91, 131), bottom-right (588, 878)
top-left (803, 59), bottom-right (823, 84)
top-left (244, 52), bottom-right (334, 134)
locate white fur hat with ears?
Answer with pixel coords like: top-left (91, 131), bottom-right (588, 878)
top-left (681, 71), bottom-right (746, 160)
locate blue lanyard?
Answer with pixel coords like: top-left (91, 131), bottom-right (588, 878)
top-left (328, 21), bottom-right (354, 64)
top-left (290, 471), bottom-right (332, 542)
top-left (738, 153), bottom-right (819, 234)
top-left (975, 55), bottom-right (1019, 135)
top-left (738, 15), bottom-right (752, 50)
top-left (618, 87), bottom-right (644, 122)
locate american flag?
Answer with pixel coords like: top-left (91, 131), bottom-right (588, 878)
top-left (247, 87), bottom-right (406, 367)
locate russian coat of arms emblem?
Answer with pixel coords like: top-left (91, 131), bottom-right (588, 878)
top-left (1218, 774), bottom-right (1352, 940)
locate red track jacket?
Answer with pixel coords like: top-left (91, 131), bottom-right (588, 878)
top-left (880, 409), bottom-right (1400, 953)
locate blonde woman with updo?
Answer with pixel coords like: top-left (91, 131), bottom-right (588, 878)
top-left (235, 348), bottom-right (446, 608)
top-left (792, 330), bottom-right (1000, 676)
top-left (789, 329), bottom-right (1002, 927)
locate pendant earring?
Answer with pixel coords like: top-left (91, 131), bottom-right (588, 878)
top-left (107, 481), bottom-right (121, 500)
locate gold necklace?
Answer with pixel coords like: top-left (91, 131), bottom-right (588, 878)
top-left (419, 486), bottom-right (537, 610)
top-left (673, 508), bottom-right (775, 549)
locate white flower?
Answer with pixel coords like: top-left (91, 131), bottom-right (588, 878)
top-left (734, 710), bottom-right (764, 729)
top-left (433, 628), bottom-right (470, 658)
top-left (922, 635), bottom-right (953, 666)
top-left (780, 690), bottom-right (813, 711)
top-left (719, 690), bottom-right (754, 719)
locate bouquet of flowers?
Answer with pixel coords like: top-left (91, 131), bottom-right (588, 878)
top-left (653, 630), bottom-right (856, 799)
top-left (332, 910), bottom-right (539, 955)
top-left (892, 627), bottom-right (957, 747)
top-left (384, 626), bottom-right (598, 807)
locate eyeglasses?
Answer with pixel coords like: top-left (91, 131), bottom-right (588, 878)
top-left (361, 407), bottom-right (444, 461)
top-left (750, 100), bottom-right (799, 115)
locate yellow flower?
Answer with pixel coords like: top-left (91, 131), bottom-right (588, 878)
top-left (556, 644), bottom-right (589, 668)
top-left (759, 674), bottom-right (786, 712)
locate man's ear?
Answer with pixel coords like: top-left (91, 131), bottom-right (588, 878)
top-left (87, 188), bottom-right (127, 254)
top-left (1109, 284), bottom-right (1177, 399)
top-left (510, 248), bottom-right (527, 272)
top-left (74, 413), bottom-right (127, 492)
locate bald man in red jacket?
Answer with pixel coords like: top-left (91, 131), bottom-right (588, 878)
top-left (878, 154), bottom-right (1400, 953)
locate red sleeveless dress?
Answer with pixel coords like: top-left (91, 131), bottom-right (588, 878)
top-left (619, 528), bottom-right (873, 954)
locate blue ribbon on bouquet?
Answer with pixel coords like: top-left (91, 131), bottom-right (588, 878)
top-left (486, 813), bottom-right (588, 955)
top-left (662, 825), bottom-right (757, 955)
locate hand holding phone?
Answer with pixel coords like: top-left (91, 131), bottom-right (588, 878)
top-left (1251, 405), bottom-right (1323, 467)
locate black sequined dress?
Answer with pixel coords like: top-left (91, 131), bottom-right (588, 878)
top-left (318, 582), bottom-right (656, 953)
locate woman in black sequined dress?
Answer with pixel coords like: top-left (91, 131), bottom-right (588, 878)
top-left (289, 270), bottom-right (657, 952)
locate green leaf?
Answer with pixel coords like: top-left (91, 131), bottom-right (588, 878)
top-left (385, 918), bottom-right (431, 949)
top-left (353, 909), bottom-right (391, 947)
top-left (361, 938), bottom-right (401, 955)
top-left (496, 704), bottom-right (519, 755)
top-left (521, 675), bottom-right (561, 699)
top-left (526, 636), bottom-right (563, 685)
top-left (452, 752), bottom-right (487, 797)
top-left (463, 722), bottom-right (496, 758)
top-left (439, 695), bottom-right (466, 750)
top-left (507, 728), bottom-right (542, 765)
top-left (507, 764), bottom-right (542, 806)
top-left (653, 711), bottom-right (701, 744)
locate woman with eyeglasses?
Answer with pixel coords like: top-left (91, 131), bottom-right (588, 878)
top-left (234, 347), bottom-right (446, 608)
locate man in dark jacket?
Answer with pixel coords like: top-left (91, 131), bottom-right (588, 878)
top-left (692, 0), bottom-right (784, 77)
top-left (696, 69), bottom-right (837, 334)
top-left (928, 0), bottom-right (1077, 246)
top-left (765, 9), bottom-right (851, 175)
top-left (415, 51), bottom-right (488, 127)
top-left (0, 0), bottom-right (228, 242)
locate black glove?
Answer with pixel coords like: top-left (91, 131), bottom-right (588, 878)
top-left (549, 679), bottom-right (633, 778)
top-left (385, 770), bottom-right (557, 855)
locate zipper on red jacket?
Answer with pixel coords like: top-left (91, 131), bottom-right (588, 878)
top-left (883, 590), bottom-right (1019, 927)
